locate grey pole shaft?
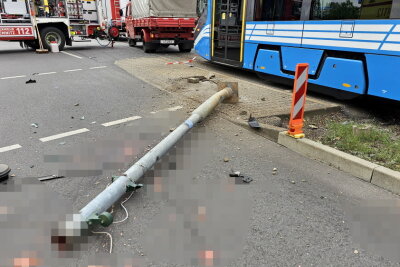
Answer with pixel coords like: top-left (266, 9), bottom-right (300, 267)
top-left (79, 87), bottom-right (234, 222)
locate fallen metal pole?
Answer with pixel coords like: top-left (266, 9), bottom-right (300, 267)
top-left (74, 83), bottom-right (238, 229)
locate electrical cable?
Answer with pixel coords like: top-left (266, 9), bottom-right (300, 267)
top-left (113, 191), bottom-right (135, 224)
top-left (91, 231), bottom-right (113, 254)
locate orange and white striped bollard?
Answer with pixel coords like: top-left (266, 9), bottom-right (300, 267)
top-left (288, 63), bottom-right (310, 139)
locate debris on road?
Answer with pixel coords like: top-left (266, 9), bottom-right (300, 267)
top-left (0, 164), bottom-right (11, 182)
top-left (223, 157), bottom-right (230, 162)
top-left (291, 180), bottom-right (296, 184)
top-left (38, 175), bottom-right (66, 182)
top-left (26, 79), bottom-right (36, 84)
top-left (229, 171), bottom-right (241, 177)
top-left (272, 168), bottom-right (278, 175)
top-left (354, 250), bottom-right (359, 254)
top-left (242, 176), bottom-right (253, 183)
top-left (261, 97), bottom-right (266, 101)
top-left (80, 116), bottom-right (85, 120)
top-left (74, 103), bottom-right (80, 107)
top-left (248, 114), bottom-right (261, 129)
top-left (59, 142), bottom-right (66, 145)
top-left (31, 123), bottom-right (39, 128)
top-left (308, 124), bottom-right (319, 129)
top-left (188, 77), bottom-right (200, 84)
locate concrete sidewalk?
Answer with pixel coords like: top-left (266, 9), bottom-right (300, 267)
top-left (116, 56), bottom-right (339, 121)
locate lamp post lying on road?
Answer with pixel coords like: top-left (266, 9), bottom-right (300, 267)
top-left (52, 82), bottom-right (239, 251)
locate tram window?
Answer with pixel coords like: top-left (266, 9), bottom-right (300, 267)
top-left (197, 0), bottom-right (208, 16)
top-left (310, 0), bottom-right (393, 19)
top-left (252, 0), bottom-right (303, 21)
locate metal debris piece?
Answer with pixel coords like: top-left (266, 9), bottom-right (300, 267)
top-left (31, 123), bottom-right (39, 128)
top-left (229, 171), bottom-right (241, 177)
top-left (38, 175), bottom-right (66, 182)
top-left (80, 116), bottom-right (85, 120)
top-left (223, 157), bottom-right (230, 162)
top-left (242, 176), bottom-right (253, 183)
top-left (74, 103), bottom-right (80, 107)
top-left (248, 114), bottom-right (261, 129)
top-left (26, 79), bottom-right (36, 84)
top-left (308, 124), bottom-right (318, 129)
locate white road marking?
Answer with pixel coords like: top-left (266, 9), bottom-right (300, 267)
top-left (39, 128), bottom-right (90, 142)
top-left (1, 75), bottom-right (26, 80)
top-left (38, 72), bottom-right (57, 76)
top-left (151, 105), bottom-right (183, 114)
top-left (0, 144), bottom-right (22, 153)
top-left (64, 69), bottom-right (83, 72)
top-left (61, 51), bottom-right (83, 59)
top-left (168, 105), bottom-right (183, 111)
top-left (102, 116), bottom-right (142, 127)
top-left (89, 66), bottom-right (107, 69)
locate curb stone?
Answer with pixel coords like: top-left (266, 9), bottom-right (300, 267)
top-left (225, 118), bottom-right (286, 142)
top-left (224, 120), bottom-right (400, 196)
top-left (277, 132), bottom-right (379, 182)
top-left (371, 166), bottom-right (400, 195)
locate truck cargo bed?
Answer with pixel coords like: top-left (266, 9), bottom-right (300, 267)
top-left (133, 17), bottom-right (196, 28)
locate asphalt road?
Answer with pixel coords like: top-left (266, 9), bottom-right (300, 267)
top-left (0, 41), bottom-right (400, 267)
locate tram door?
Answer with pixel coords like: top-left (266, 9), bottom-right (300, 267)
top-left (212, 0), bottom-right (245, 66)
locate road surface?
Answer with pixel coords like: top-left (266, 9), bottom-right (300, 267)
top-left (0, 41), bottom-right (399, 267)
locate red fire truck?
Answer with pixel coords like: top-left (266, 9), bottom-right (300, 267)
top-left (125, 0), bottom-right (197, 53)
top-left (0, 0), bottom-right (123, 50)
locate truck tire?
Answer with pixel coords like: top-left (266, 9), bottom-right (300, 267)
top-left (40, 27), bottom-right (66, 51)
top-left (178, 43), bottom-right (192, 53)
top-left (128, 38), bottom-right (136, 47)
top-left (143, 42), bottom-right (156, 53)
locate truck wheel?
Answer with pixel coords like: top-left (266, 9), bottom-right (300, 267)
top-left (40, 27), bottom-right (66, 51)
top-left (128, 38), bottom-right (136, 47)
top-left (178, 44), bottom-right (192, 53)
top-left (143, 42), bottom-right (156, 53)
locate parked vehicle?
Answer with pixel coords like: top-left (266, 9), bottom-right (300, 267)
top-left (0, 0), bottom-right (122, 50)
top-left (125, 0), bottom-right (197, 53)
top-left (195, 0), bottom-right (400, 101)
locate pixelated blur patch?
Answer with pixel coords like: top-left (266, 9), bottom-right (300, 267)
top-left (140, 126), bottom-right (251, 266)
top-left (347, 199), bottom-right (400, 262)
top-left (0, 178), bottom-right (82, 266)
top-left (43, 109), bottom-right (186, 178)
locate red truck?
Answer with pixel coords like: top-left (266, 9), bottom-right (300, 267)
top-left (125, 0), bottom-right (197, 53)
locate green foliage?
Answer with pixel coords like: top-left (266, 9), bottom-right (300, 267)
top-left (322, 122), bottom-right (400, 171)
top-left (312, 0), bottom-right (361, 19)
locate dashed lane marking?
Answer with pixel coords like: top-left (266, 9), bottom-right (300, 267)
top-left (102, 116), bottom-right (142, 127)
top-left (0, 67), bottom-right (107, 80)
top-left (89, 66), bottom-right (107, 69)
top-left (64, 69), bottom-right (83, 72)
top-left (38, 72), bottom-right (57, 76)
top-left (0, 75), bottom-right (26, 80)
top-left (39, 128), bottom-right (90, 142)
top-left (151, 105), bottom-right (183, 114)
top-left (61, 51), bottom-right (83, 59)
top-left (0, 144), bottom-right (22, 153)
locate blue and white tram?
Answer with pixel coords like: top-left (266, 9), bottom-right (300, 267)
top-left (194, 0), bottom-right (400, 101)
